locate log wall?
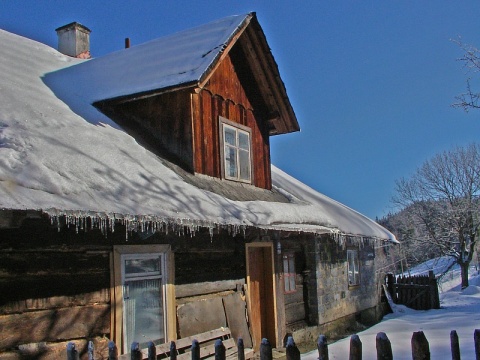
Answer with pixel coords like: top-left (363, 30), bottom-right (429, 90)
top-left (0, 242), bottom-right (111, 359)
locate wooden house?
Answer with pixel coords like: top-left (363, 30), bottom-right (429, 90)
top-left (0, 14), bottom-right (397, 359)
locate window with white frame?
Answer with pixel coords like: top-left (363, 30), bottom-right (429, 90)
top-left (283, 253), bottom-right (296, 293)
top-left (220, 118), bottom-right (252, 183)
top-left (347, 249), bottom-right (360, 286)
top-left (113, 245), bottom-right (174, 355)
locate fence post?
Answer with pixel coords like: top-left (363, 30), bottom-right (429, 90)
top-left (148, 341), bottom-right (156, 360)
top-left (67, 342), bottom-right (78, 360)
top-left (349, 334), bottom-right (362, 360)
top-left (285, 336), bottom-right (300, 360)
top-left (88, 341), bottom-right (95, 360)
top-left (131, 342), bottom-right (142, 360)
top-left (411, 331), bottom-right (430, 360)
top-left (376, 332), bottom-right (392, 360)
top-left (260, 338), bottom-right (272, 360)
top-left (237, 338), bottom-right (245, 360)
top-left (191, 339), bottom-right (200, 360)
top-left (474, 329), bottom-right (480, 360)
top-left (108, 341), bottom-right (118, 360)
top-left (317, 335), bottom-right (328, 360)
top-left (428, 270), bottom-right (439, 309)
top-left (170, 341), bottom-right (177, 360)
top-left (386, 273), bottom-right (397, 303)
top-left (215, 339), bottom-right (226, 360)
top-left (450, 330), bottom-right (461, 360)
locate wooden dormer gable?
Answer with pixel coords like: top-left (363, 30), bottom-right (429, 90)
top-left (94, 13), bottom-right (299, 191)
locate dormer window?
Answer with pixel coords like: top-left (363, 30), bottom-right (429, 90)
top-left (220, 117), bottom-right (252, 183)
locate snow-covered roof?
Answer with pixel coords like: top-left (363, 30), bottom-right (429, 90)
top-left (0, 19), bottom-right (397, 243)
top-left (45, 14), bottom-right (250, 104)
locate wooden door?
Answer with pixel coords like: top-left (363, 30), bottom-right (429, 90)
top-left (246, 243), bottom-right (276, 350)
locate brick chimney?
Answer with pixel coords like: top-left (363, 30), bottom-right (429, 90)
top-left (55, 22), bottom-right (91, 59)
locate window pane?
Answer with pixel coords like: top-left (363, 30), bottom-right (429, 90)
top-left (238, 132), bottom-right (249, 150)
top-left (125, 258), bottom-right (161, 277)
top-left (284, 274), bottom-right (290, 292)
top-left (289, 276), bottom-right (296, 292)
top-left (221, 121), bottom-right (251, 183)
top-left (288, 257), bottom-right (295, 273)
top-left (347, 250), bottom-right (359, 285)
top-left (225, 145), bottom-right (237, 178)
top-left (238, 149), bottom-right (250, 181)
top-left (124, 278), bottom-right (164, 348)
top-left (224, 127), bottom-right (236, 146)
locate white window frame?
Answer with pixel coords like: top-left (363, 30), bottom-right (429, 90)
top-left (121, 252), bottom-right (167, 353)
top-left (219, 116), bottom-right (252, 183)
top-left (347, 249), bottom-right (360, 287)
top-left (112, 245), bottom-right (176, 354)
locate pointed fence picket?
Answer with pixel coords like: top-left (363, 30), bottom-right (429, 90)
top-left (315, 329), bottom-right (480, 360)
top-left (64, 328), bottom-right (480, 359)
top-left (65, 336), bottom-right (300, 360)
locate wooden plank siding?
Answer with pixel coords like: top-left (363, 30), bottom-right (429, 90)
top-left (195, 52), bottom-right (272, 189)
top-left (99, 90), bottom-right (195, 172)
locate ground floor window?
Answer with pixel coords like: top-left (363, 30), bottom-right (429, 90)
top-left (113, 245), bottom-right (175, 354)
top-left (347, 249), bottom-right (360, 286)
top-left (283, 253), bottom-right (296, 293)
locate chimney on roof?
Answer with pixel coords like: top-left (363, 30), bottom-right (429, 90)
top-left (55, 22), bottom-right (91, 59)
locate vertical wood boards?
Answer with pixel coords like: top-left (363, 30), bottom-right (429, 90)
top-left (196, 52), bottom-right (272, 189)
top-left (245, 244), bottom-right (276, 351)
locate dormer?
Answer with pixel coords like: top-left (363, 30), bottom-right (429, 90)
top-left (94, 13), bottom-right (299, 190)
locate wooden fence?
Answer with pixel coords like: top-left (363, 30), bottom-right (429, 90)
top-left (385, 271), bottom-right (440, 310)
top-left (65, 329), bottom-right (480, 360)
top-left (316, 330), bottom-right (480, 360)
top-left (65, 337), bottom-right (300, 360)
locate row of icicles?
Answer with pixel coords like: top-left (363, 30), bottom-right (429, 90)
top-left (47, 213), bottom-right (246, 240)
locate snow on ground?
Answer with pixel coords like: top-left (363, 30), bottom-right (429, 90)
top-left (302, 263), bottom-right (480, 359)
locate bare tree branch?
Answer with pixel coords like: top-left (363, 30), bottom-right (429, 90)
top-left (391, 144), bottom-right (480, 288)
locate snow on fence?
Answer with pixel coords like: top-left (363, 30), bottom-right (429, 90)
top-left (65, 336), bottom-right (301, 360)
top-left (317, 330), bottom-right (480, 360)
top-left (385, 270), bottom-right (440, 310)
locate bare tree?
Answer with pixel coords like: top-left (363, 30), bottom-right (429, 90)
top-left (453, 39), bottom-right (480, 112)
top-left (393, 144), bottom-right (480, 288)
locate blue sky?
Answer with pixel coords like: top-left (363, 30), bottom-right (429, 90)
top-left (2, 1), bottom-right (480, 220)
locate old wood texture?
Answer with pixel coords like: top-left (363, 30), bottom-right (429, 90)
top-left (349, 334), bottom-right (362, 360)
top-left (98, 90), bottom-right (194, 171)
top-left (285, 337), bottom-right (300, 360)
top-left (387, 271), bottom-right (439, 310)
top-left (223, 292), bottom-right (253, 348)
top-left (177, 297), bottom-right (227, 338)
top-left (282, 245), bottom-right (307, 330)
top-left (195, 51), bottom-right (272, 189)
top-left (116, 327), bottom-right (254, 360)
top-left (0, 245), bottom-right (111, 353)
top-left (375, 332), bottom-right (392, 360)
top-left (450, 330), bottom-right (461, 360)
top-left (411, 331), bottom-right (430, 360)
top-left (246, 244), bottom-right (276, 350)
top-left (0, 304), bottom-right (110, 350)
top-left (317, 335), bottom-right (328, 360)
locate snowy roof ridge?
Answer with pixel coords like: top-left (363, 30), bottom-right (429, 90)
top-left (43, 13), bottom-right (253, 105)
top-left (0, 22), bottom-right (397, 243)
